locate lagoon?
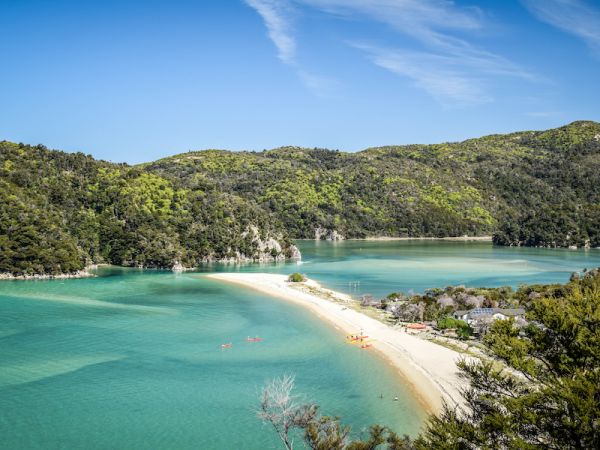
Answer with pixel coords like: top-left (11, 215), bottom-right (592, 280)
top-left (226, 240), bottom-right (600, 298)
top-left (1, 241), bottom-right (600, 449)
top-left (0, 270), bottom-right (422, 449)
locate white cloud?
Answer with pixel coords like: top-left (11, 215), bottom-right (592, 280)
top-left (353, 44), bottom-right (490, 105)
top-left (301, 0), bottom-right (534, 103)
top-left (300, 0), bottom-right (482, 33)
top-left (522, 0), bottom-right (600, 53)
top-left (348, 37), bottom-right (536, 104)
top-left (245, 0), bottom-right (339, 95)
top-left (245, 0), bottom-right (536, 103)
top-left (298, 0), bottom-right (485, 58)
top-left (245, 0), bottom-right (296, 63)
top-left (246, 0), bottom-right (338, 95)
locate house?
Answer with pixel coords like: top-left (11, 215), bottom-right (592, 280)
top-left (451, 308), bottom-right (525, 336)
top-left (453, 308), bottom-right (525, 323)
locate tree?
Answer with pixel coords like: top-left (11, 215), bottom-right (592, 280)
top-left (415, 271), bottom-right (600, 449)
top-left (390, 302), bottom-right (425, 322)
top-left (288, 273), bottom-right (306, 283)
top-left (258, 375), bottom-right (318, 450)
top-left (259, 376), bottom-right (414, 450)
top-left (304, 416), bottom-right (351, 450)
top-left (436, 317), bottom-right (472, 339)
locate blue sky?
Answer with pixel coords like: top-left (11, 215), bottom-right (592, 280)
top-left (1, 0), bottom-right (599, 163)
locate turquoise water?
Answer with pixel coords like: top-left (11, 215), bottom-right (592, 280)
top-left (0, 269), bottom-right (422, 450)
top-left (226, 240), bottom-right (600, 298)
top-left (2, 241), bottom-right (600, 449)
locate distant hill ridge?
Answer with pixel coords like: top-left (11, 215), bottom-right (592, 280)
top-left (1, 121), bottom-right (599, 276)
top-left (148, 120), bottom-right (600, 244)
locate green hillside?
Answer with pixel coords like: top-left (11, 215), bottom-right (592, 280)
top-left (147, 120), bottom-right (600, 247)
top-left (0, 142), bottom-right (296, 276)
top-left (2, 120), bottom-right (599, 276)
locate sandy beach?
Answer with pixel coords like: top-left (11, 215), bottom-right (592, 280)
top-left (206, 272), bottom-right (471, 414)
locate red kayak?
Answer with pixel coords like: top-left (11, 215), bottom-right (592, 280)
top-left (246, 336), bottom-right (263, 342)
top-left (349, 335), bottom-right (369, 341)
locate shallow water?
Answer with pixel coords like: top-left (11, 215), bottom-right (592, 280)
top-left (2, 241), bottom-right (600, 449)
top-left (228, 240), bottom-right (600, 298)
top-left (0, 270), bottom-right (422, 450)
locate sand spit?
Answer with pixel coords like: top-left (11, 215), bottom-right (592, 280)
top-left (206, 272), bottom-right (472, 414)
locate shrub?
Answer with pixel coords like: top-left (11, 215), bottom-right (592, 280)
top-left (437, 316), bottom-right (472, 338)
top-left (288, 273), bottom-right (306, 283)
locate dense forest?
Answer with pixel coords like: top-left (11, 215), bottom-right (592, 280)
top-left (1, 120), bottom-right (600, 276)
top-left (147, 120), bottom-right (600, 246)
top-left (0, 142), bottom-right (297, 276)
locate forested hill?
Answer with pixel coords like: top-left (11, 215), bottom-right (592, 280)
top-left (0, 142), bottom-right (297, 277)
top-left (1, 120), bottom-right (600, 276)
top-left (147, 120), bottom-right (600, 247)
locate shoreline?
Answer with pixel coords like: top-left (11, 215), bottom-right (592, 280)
top-left (206, 273), bottom-right (471, 415)
top-left (355, 235), bottom-right (492, 242)
top-left (0, 265), bottom-right (100, 281)
top-left (295, 236), bottom-right (492, 242)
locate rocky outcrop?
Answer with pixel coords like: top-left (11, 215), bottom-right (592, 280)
top-left (288, 244), bottom-right (302, 260)
top-left (171, 261), bottom-right (197, 272)
top-left (200, 226), bottom-right (302, 264)
top-left (249, 228), bottom-right (284, 258)
top-left (314, 226), bottom-right (345, 241)
top-left (0, 267), bottom-right (95, 281)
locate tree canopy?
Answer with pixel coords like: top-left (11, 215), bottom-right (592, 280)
top-left (260, 269), bottom-right (600, 449)
top-left (417, 269), bottom-right (600, 449)
top-left (148, 121), bottom-right (600, 247)
top-left (0, 141), bottom-right (295, 276)
top-left (3, 120), bottom-right (600, 275)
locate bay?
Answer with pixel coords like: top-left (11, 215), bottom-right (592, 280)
top-left (2, 241), bottom-right (600, 449)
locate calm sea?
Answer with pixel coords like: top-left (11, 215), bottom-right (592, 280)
top-left (2, 241), bottom-right (599, 449)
